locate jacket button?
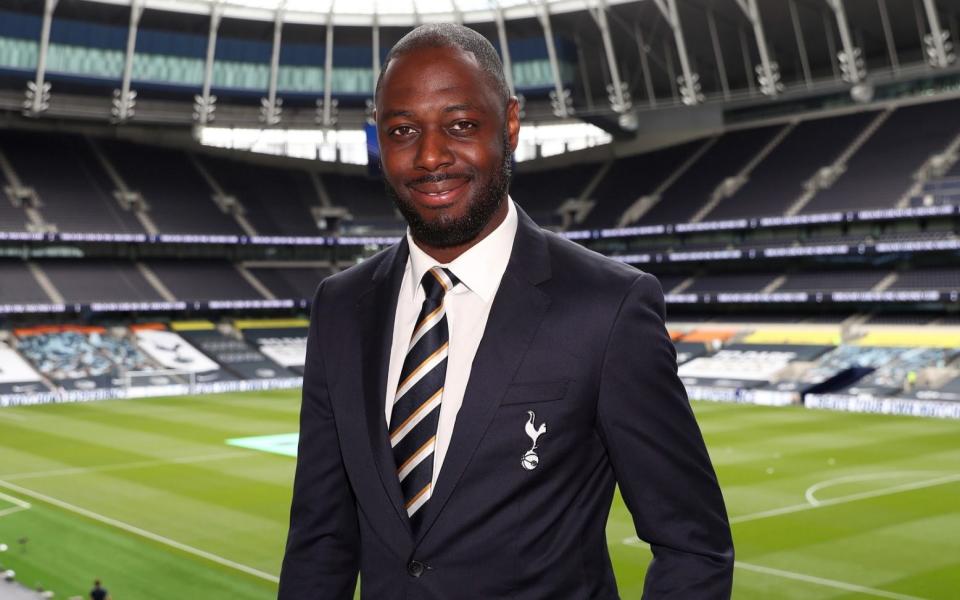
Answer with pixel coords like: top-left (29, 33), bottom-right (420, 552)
top-left (407, 560), bottom-right (426, 578)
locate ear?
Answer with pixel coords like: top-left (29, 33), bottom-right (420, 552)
top-left (505, 96), bottom-right (521, 153)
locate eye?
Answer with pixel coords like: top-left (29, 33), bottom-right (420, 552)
top-left (450, 121), bottom-right (477, 132)
top-left (389, 125), bottom-right (417, 138)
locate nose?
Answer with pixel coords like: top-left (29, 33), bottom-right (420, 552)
top-left (414, 126), bottom-right (454, 172)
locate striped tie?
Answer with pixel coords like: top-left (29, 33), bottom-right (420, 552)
top-left (390, 266), bottom-right (459, 530)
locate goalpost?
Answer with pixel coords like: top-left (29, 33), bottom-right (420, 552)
top-left (122, 369), bottom-right (198, 398)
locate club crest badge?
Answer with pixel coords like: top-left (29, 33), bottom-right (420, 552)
top-left (522, 410), bottom-right (547, 471)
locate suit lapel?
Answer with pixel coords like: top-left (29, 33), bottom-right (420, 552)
top-left (358, 239), bottom-right (413, 535)
top-left (415, 208), bottom-right (552, 543)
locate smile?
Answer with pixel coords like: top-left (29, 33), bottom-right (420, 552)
top-left (408, 178), bottom-right (470, 206)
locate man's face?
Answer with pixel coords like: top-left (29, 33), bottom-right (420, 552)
top-left (376, 46), bottom-right (520, 248)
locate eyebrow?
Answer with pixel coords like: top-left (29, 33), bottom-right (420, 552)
top-left (381, 109), bottom-right (414, 120)
top-left (381, 103), bottom-right (480, 120)
top-left (442, 103), bottom-right (478, 113)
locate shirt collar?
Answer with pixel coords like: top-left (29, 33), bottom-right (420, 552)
top-left (406, 196), bottom-right (518, 303)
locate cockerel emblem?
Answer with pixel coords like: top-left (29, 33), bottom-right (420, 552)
top-left (521, 410), bottom-right (547, 471)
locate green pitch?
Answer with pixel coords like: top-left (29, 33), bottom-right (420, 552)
top-left (0, 391), bottom-right (958, 599)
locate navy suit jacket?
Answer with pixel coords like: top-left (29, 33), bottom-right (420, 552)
top-left (279, 207), bottom-right (734, 599)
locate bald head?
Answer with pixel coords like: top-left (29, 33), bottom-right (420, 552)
top-left (375, 23), bottom-right (511, 106)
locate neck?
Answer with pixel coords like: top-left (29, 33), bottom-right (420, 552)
top-left (412, 198), bottom-right (509, 264)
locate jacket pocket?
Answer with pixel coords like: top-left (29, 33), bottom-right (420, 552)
top-left (500, 379), bottom-right (569, 405)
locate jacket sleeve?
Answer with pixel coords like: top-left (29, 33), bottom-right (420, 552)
top-left (278, 280), bottom-right (360, 600)
top-left (595, 273), bottom-right (734, 598)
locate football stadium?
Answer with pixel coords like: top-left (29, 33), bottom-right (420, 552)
top-left (1, 0), bottom-right (960, 598)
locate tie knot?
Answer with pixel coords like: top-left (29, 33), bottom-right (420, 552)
top-left (421, 267), bottom-right (459, 301)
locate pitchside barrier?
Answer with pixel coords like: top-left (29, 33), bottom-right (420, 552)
top-left (0, 376), bottom-right (303, 408)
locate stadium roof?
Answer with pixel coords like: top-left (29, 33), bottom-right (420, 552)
top-left (85, 0), bottom-right (638, 26)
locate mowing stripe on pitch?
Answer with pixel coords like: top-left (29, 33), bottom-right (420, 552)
top-left (0, 451), bottom-right (253, 481)
top-left (0, 478), bottom-right (278, 583)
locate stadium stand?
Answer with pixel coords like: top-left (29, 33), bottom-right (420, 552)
top-left (0, 165), bottom-right (34, 233)
top-left (776, 270), bottom-right (890, 292)
top-left (132, 324), bottom-right (237, 384)
top-left (635, 125), bottom-right (785, 225)
top-left (888, 267), bottom-right (960, 291)
top-left (98, 140), bottom-right (242, 235)
top-left (0, 339), bottom-right (46, 396)
top-left (15, 326), bottom-right (154, 391)
top-left (0, 262), bottom-right (51, 304)
top-left (174, 325), bottom-right (292, 380)
top-left (703, 111), bottom-right (880, 220)
top-left (799, 98), bottom-right (960, 214)
top-left (678, 343), bottom-right (835, 391)
top-left (650, 274), bottom-right (687, 295)
top-left (246, 266), bottom-right (332, 299)
top-left (236, 320), bottom-right (309, 376)
top-left (146, 260), bottom-right (265, 301)
top-left (198, 156), bottom-right (323, 236)
top-left (510, 162), bottom-right (601, 226)
top-left (38, 260), bottom-right (163, 304)
top-left (323, 172), bottom-right (400, 232)
top-left (0, 129), bottom-right (143, 233)
top-left (683, 273), bottom-right (781, 294)
top-left (580, 140), bottom-right (703, 229)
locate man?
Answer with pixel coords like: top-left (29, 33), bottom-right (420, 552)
top-left (279, 23), bottom-right (733, 599)
top-left (89, 579), bottom-right (109, 600)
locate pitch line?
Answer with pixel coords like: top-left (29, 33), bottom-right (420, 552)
top-left (0, 478), bottom-right (279, 583)
top-left (734, 561), bottom-right (927, 600)
top-left (621, 540), bottom-right (926, 599)
top-left (730, 472), bottom-right (960, 524)
top-left (804, 471), bottom-right (943, 507)
top-left (0, 451), bottom-right (253, 481)
top-left (0, 490), bottom-right (31, 519)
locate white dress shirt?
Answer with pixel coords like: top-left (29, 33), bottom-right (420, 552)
top-left (385, 197), bottom-right (519, 487)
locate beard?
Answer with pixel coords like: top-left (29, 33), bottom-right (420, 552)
top-left (385, 128), bottom-right (513, 249)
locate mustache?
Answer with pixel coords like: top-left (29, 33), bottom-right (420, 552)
top-left (405, 172), bottom-right (472, 187)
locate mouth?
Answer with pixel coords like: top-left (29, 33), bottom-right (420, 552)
top-left (407, 177), bottom-right (470, 207)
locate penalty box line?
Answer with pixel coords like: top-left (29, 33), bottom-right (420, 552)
top-left (729, 472), bottom-right (960, 524)
top-left (0, 478), bottom-right (279, 584)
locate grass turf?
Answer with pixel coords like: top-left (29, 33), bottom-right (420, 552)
top-left (0, 390), bottom-right (958, 599)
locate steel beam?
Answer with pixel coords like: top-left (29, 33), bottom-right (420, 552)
top-left (734, 0), bottom-right (780, 96)
top-left (194, 2), bottom-right (222, 124)
top-left (651, 0), bottom-right (701, 105)
top-left (24, 0), bottom-right (58, 116)
top-left (706, 8), bottom-right (730, 99)
top-left (739, 26), bottom-right (756, 95)
top-left (590, 0), bottom-right (630, 114)
top-left (534, 0), bottom-right (572, 117)
top-left (789, 0), bottom-right (813, 89)
top-left (825, 0), bottom-right (865, 84)
top-left (261, 8), bottom-right (283, 125)
top-left (633, 23), bottom-right (656, 108)
top-left (321, 16), bottom-right (335, 126)
top-left (493, 4), bottom-right (516, 96)
top-left (877, 0), bottom-right (900, 73)
top-left (922, 0), bottom-right (955, 68)
top-left (113, 0), bottom-right (144, 123)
